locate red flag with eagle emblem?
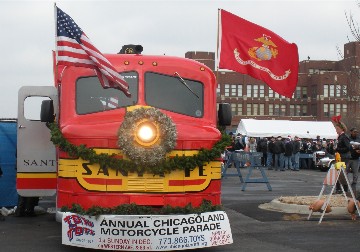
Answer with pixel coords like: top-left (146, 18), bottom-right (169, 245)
top-left (219, 9), bottom-right (299, 98)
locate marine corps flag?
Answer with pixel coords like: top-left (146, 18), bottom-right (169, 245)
top-left (218, 9), bottom-right (299, 98)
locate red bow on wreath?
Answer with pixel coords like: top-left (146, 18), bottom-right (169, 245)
top-left (331, 115), bottom-right (341, 123)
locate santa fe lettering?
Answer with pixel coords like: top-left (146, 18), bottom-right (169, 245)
top-left (23, 159), bottom-right (56, 166)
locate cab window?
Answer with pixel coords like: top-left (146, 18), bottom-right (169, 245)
top-left (76, 72), bottom-right (138, 114)
top-left (144, 72), bottom-right (204, 118)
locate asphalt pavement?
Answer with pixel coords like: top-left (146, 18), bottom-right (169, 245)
top-left (1, 167), bottom-right (360, 252)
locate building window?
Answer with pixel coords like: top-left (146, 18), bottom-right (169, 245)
top-left (336, 103), bottom-right (341, 115)
top-left (253, 104), bottom-right (259, 115)
top-left (324, 84), bottom-right (329, 97)
top-left (259, 103), bottom-right (264, 115)
top-left (336, 85), bottom-right (341, 97)
top-left (268, 104), bottom-right (273, 115)
top-left (342, 85), bottom-right (347, 96)
top-left (290, 105), bottom-right (295, 116)
top-left (274, 104), bottom-right (280, 116)
top-left (246, 84), bottom-right (252, 97)
top-left (237, 103), bottom-right (243, 115)
top-left (268, 88), bottom-right (280, 98)
top-left (323, 103), bottom-right (340, 117)
top-left (269, 89), bottom-right (274, 98)
top-left (253, 85), bottom-right (258, 98)
top-left (280, 104), bottom-right (286, 116)
top-left (217, 84), bottom-right (220, 97)
top-left (324, 104), bottom-right (329, 117)
top-left (302, 105), bottom-right (307, 116)
top-left (302, 87), bottom-right (308, 98)
top-left (231, 103), bottom-right (236, 114)
top-left (295, 105), bottom-right (301, 116)
top-left (225, 84), bottom-right (243, 97)
top-left (259, 85), bottom-right (265, 97)
top-left (342, 104), bottom-right (347, 115)
top-left (231, 85), bottom-right (237, 97)
top-left (329, 103), bottom-right (335, 117)
top-left (247, 103), bottom-right (252, 115)
top-left (329, 85), bottom-right (334, 97)
top-left (295, 87), bottom-right (301, 99)
top-left (238, 85), bottom-right (243, 97)
top-left (224, 84), bottom-right (229, 97)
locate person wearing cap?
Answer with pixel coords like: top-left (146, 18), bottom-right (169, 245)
top-left (223, 134), bottom-right (245, 172)
top-left (224, 133), bottom-right (236, 168)
top-left (348, 127), bottom-right (360, 196)
top-left (234, 134), bottom-right (246, 167)
top-left (333, 117), bottom-right (351, 193)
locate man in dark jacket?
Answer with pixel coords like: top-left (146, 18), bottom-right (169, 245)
top-left (257, 137), bottom-right (268, 166)
top-left (283, 138), bottom-right (294, 170)
top-left (267, 137), bottom-right (275, 169)
top-left (273, 136), bottom-right (285, 171)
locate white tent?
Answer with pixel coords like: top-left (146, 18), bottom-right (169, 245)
top-left (236, 119), bottom-right (337, 139)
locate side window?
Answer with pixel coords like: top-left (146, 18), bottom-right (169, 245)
top-left (24, 96), bottom-right (51, 121)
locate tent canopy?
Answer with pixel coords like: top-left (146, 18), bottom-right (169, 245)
top-left (236, 119), bottom-right (337, 139)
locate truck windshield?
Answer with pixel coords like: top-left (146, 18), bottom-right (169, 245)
top-left (144, 72), bottom-right (204, 118)
top-left (76, 71), bottom-right (138, 114)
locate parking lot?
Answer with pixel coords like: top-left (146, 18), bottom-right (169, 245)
top-left (1, 168), bottom-right (360, 252)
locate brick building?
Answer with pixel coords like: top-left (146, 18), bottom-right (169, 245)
top-left (185, 41), bottom-right (360, 132)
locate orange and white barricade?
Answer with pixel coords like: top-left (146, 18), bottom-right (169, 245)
top-left (308, 159), bottom-right (360, 224)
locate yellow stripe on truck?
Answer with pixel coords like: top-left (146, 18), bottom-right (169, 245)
top-left (58, 148), bottom-right (221, 192)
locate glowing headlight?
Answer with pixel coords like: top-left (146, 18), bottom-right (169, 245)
top-left (138, 124), bottom-right (155, 142)
top-left (135, 120), bottom-right (159, 146)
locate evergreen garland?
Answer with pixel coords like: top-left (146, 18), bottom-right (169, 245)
top-left (47, 122), bottom-right (231, 175)
top-left (61, 199), bottom-right (223, 217)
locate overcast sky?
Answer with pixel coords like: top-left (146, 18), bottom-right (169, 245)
top-left (0, 0), bottom-right (358, 118)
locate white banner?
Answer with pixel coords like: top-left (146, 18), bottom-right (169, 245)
top-left (62, 211), bottom-right (233, 251)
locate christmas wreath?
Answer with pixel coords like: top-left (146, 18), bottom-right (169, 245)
top-left (117, 107), bottom-right (177, 166)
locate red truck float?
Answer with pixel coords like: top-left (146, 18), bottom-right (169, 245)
top-left (16, 45), bottom-right (233, 250)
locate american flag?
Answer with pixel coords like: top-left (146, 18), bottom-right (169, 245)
top-left (55, 6), bottom-right (131, 97)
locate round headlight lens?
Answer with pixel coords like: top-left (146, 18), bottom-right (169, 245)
top-left (135, 121), bottom-right (159, 146)
top-left (138, 124), bottom-right (155, 142)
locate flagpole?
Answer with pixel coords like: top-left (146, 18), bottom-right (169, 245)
top-left (54, 2), bottom-right (58, 85)
top-left (216, 8), bottom-right (221, 82)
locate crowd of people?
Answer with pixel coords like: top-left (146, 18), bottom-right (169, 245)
top-left (224, 133), bottom-right (332, 171)
top-left (223, 120), bottom-right (360, 196)
top-left (223, 130), bottom-right (360, 172)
